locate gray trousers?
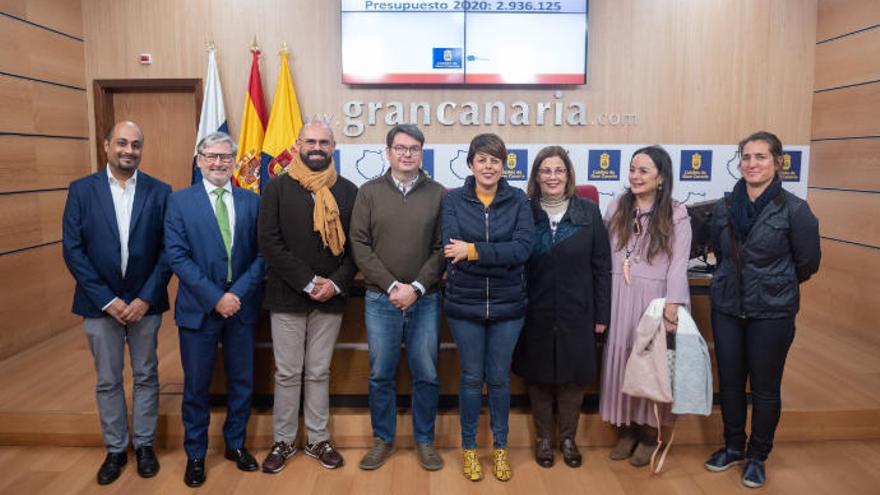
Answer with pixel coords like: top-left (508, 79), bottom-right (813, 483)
top-left (271, 310), bottom-right (343, 445)
top-left (83, 314), bottom-right (162, 452)
top-left (528, 383), bottom-right (585, 441)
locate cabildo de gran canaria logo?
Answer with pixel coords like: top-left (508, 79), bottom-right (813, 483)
top-left (780, 151), bottom-right (801, 182)
top-left (432, 47), bottom-right (462, 69)
top-left (421, 149), bottom-right (434, 178)
top-left (679, 150), bottom-right (712, 181)
top-left (502, 150), bottom-right (528, 181)
top-left (587, 149), bottom-right (621, 181)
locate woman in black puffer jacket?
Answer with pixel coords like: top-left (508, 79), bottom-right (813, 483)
top-left (704, 131), bottom-right (821, 489)
top-left (441, 133), bottom-right (533, 482)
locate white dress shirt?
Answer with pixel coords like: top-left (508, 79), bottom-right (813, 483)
top-left (203, 178), bottom-right (236, 249)
top-left (101, 166), bottom-right (137, 310)
top-left (107, 166), bottom-right (137, 276)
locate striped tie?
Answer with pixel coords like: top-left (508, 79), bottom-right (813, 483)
top-left (213, 188), bottom-right (232, 282)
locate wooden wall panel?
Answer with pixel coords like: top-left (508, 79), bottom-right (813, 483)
top-left (817, 0), bottom-right (880, 42)
top-left (0, 136), bottom-right (88, 193)
top-left (0, 15), bottom-right (85, 88)
top-left (39, 244), bottom-right (80, 344)
top-left (809, 189), bottom-right (880, 246)
top-left (0, 76), bottom-right (87, 136)
top-left (803, 1), bottom-right (880, 358)
top-left (814, 27), bottom-right (880, 90)
top-left (812, 82), bottom-right (880, 138)
top-left (81, 0), bottom-right (817, 152)
top-left (809, 138), bottom-right (880, 190)
top-left (0, 0), bottom-right (84, 38)
top-left (0, 244), bottom-right (78, 359)
top-left (0, 190), bottom-right (66, 254)
top-left (0, 0), bottom-right (85, 359)
top-left (799, 239), bottom-right (880, 346)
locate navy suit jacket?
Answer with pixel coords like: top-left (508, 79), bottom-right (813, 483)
top-left (62, 170), bottom-right (172, 318)
top-left (165, 183), bottom-right (266, 329)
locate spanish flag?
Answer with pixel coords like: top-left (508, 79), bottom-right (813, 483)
top-left (260, 47), bottom-right (303, 189)
top-left (233, 47), bottom-right (268, 193)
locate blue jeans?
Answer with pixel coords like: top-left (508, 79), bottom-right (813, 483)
top-left (365, 290), bottom-right (440, 445)
top-left (447, 316), bottom-right (524, 449)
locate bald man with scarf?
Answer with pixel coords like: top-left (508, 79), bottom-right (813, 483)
top-left (257, 118), bottom-right (358, 473)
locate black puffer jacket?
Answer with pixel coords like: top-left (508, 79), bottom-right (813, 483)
top-left (710, 188), bottom-right (820, 319)
top-left (441, 176), bottom-right (534, 321)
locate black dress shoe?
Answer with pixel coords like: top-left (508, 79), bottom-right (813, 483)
top-left (135, 446), bottom-right (160, 478)
top-left (184, 458), bottom-right (205, 487)
top-left (97, 452), bottom-right (127, 485)
top-left (535, 438), bottom-right (554, 468)
top-left (560, 437), bottom-right (583, 468)
top-left (225, 447), bottom-right (259, 471)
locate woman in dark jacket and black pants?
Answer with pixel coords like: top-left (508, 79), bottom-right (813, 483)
top-left (704, 131), bottom-right (820, 489)
top-left (512, 146), bottom-right (611, 469)
top-left (442, 133), bottom-right (533, 482)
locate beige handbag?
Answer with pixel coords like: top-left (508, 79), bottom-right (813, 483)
top-left (622, 298), bottom-right (676, 474)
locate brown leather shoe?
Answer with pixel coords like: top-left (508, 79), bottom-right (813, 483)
top-left (262, 441), bottom-right (297, 473)
top-left (560, 437), bottom-right (582, 468)
top-left (535, 438), bottom-right (554, 468)
top-left (305, 440), bottom-right (344, 469)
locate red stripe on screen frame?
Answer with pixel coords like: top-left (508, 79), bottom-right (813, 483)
top-left (342, 73), bottom-right (465, 84)
top-left (465, 73), bottom-right (584, 84)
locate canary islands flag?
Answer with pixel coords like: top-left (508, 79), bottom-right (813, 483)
top-left (192, 47), bottom-right (228, 184)
top-left (233, 48), bottom-right (268, 193)
top-left (261, 48), bottom-right (303, 188)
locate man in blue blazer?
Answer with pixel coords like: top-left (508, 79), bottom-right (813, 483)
top-left (165, 131), bottom-right (266, 487)
top-left (62, 120), bottom-right (172, 485)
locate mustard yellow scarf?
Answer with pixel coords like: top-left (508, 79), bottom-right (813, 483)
top-left (288, 152), bottom-right (345, 256)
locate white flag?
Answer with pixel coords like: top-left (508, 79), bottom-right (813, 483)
top-left (192, 47), bottom-right (228, 183)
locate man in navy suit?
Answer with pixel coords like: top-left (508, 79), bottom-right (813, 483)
top-left (165, 131), bottom-right (265, 487)
top-left (62, 120), bottom-right (172, 485)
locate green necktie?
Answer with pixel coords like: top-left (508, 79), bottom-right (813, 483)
top-left (213, 188), bottom-right (232, 282)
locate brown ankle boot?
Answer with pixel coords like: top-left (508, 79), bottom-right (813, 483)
top-left (609, 425), bottom-right (639, 460)
top-left (629, 425), bottom-right (659, 467)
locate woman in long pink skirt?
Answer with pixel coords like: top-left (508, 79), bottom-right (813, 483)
top-left (598, 145), bottom-right (692, 467)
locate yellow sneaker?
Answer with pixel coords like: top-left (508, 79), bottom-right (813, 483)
top-left (462, 449), bottom-right (482, 481)
top-left (492, 448), bottom-right (512, 481)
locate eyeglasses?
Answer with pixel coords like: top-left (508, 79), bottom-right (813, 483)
top-left (390, 145), bottom-right (422, 156)
top-left (538, 168), bottom-right (567, 177)
top-left (200, 153), bottom-right (235, 163)
top-left (300, 138), bottom-right (334, 148)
